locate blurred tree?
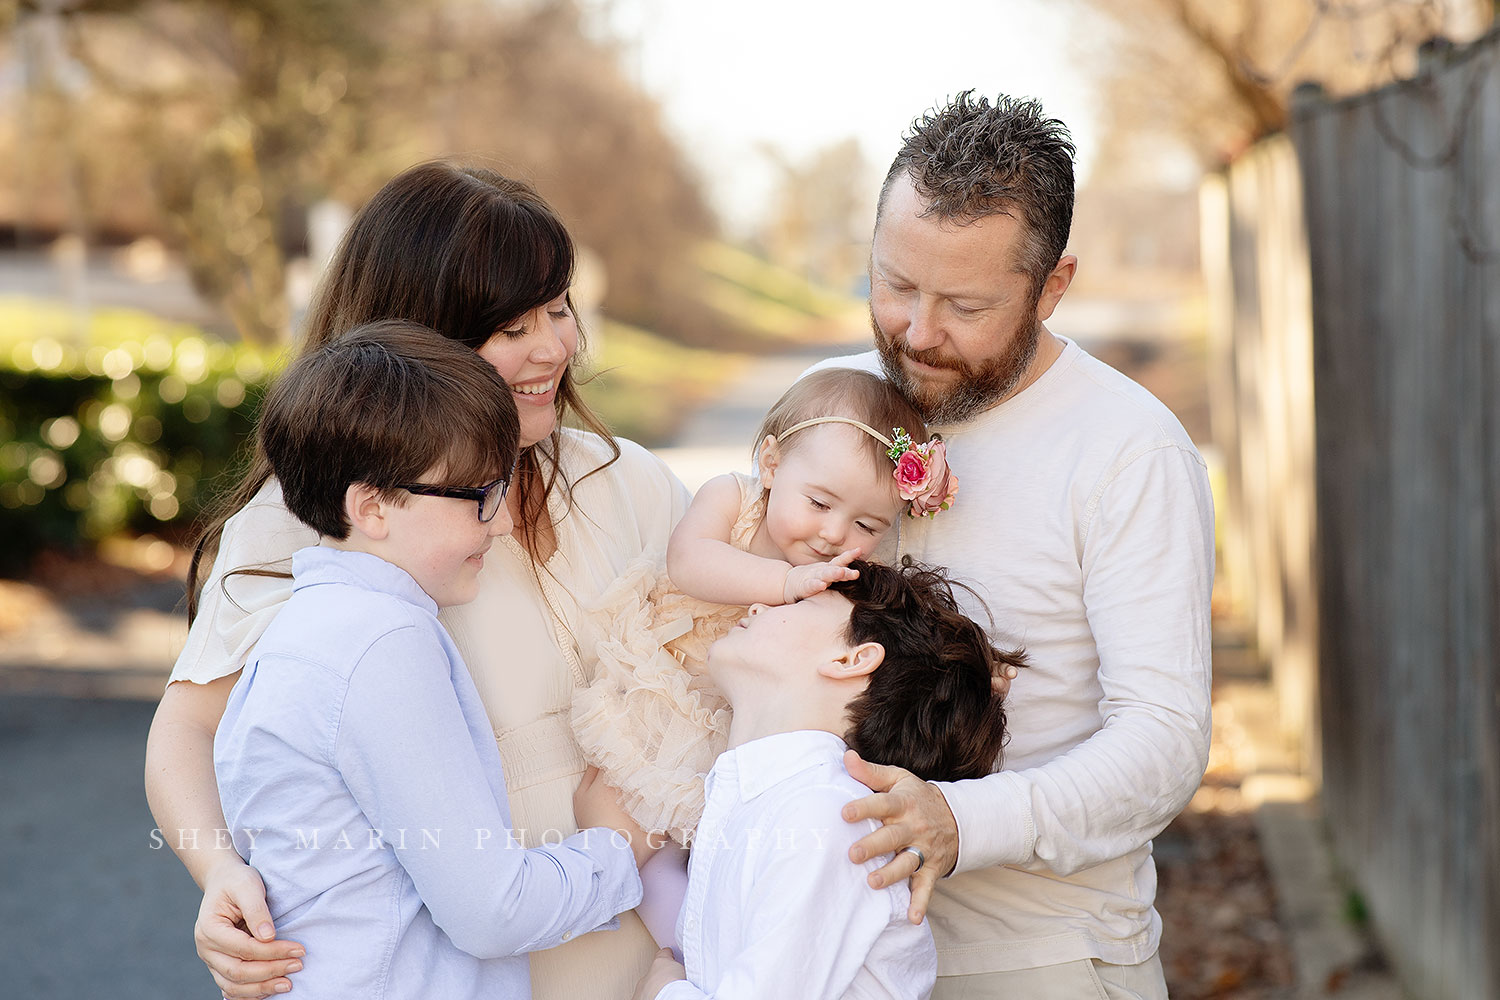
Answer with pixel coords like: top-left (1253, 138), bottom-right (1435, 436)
top-left (12, 0), bottom-right (395, 343)
top-left (5, 0), bottom-right (720, 345)
top-left (754, 138), bottom-right (871, 295)
top-left (1076, 0), bottom-right (1495, 166)
top-left (379, 0), bottom-right (718, 344)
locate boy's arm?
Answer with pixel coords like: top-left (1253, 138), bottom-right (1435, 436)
top-left (654, 789), bottom-right (932, 1000)
top-left (336, 625), bottom-right (643, 959)
top-left (665, 474), bottom-right (857, 605)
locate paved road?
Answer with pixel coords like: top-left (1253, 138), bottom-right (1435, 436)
top-left (0, 695), bottom-right (214, 997)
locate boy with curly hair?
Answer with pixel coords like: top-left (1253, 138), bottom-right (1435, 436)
top-left (633, 558), bottom-right (1021, 1000)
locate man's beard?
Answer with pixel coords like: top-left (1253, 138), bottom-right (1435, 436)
top-left (872, 300), bottom-right (1041, 426)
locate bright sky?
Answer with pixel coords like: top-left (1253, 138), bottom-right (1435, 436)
top-left (596, 0), bottom-right (1102, 235)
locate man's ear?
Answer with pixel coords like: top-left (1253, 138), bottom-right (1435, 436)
top-left (344, 483), bottom-right (391, 541)
top-left (819, 641), bottom-right (884, 681)
top-left (1036, 253), bottom-right (1078, 322)
top-left (756, 435), bottom-right (782, 486)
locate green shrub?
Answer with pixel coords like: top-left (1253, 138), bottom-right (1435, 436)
top-left (0, 298), bottom-right (283, 575)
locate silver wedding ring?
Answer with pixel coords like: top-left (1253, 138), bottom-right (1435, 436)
top-left (900, 845), bottom-right (926, 872)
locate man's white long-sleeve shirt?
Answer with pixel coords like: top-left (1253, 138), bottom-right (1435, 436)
top-left (656, 731), bottom-right (936, 999)
top-left (810, 340), bottom-right (1215, 974)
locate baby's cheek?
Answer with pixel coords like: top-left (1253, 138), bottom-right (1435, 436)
top-left (760, 502), bottom-right (802, 557)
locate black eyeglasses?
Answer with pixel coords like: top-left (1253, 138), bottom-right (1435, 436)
top-left (395, 465), bottom-right (514, 523)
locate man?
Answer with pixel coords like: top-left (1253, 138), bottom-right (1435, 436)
top-left (817, 92), bottom-right (1215, 998)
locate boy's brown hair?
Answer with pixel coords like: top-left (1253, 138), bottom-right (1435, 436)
top-left (832, 557), bottom-right (1019, 781)
top-left (258, 319), bottom-right (519, 540)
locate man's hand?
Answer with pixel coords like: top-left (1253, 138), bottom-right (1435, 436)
top-left (195, 858), bottom-right (304, 997)
top-left (631, 946), bottom-right (687, 1000)
top-left (841, 749), bottom-right (960, 925)
top-left (782, 548), bottom-right (862, 604)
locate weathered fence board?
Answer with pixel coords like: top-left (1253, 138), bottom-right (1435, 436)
top-left (1200, 133), bottom-right (1322, 772)
top-left (1295, 35), bottom-right (1500, 1000)
top-left (1211, 28), bottom-right (1499, 1000)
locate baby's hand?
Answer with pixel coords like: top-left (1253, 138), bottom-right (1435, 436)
top-left (782, 548), bottom-right (862, 604)
top-left (574, 766), bottom-right (658, 869)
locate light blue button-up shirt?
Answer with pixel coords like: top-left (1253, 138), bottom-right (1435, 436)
top-left (214, 546), bottom-right (643, 999)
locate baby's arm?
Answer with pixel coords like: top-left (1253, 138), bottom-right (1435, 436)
top-left (666, 474), bottom-right (858, 605)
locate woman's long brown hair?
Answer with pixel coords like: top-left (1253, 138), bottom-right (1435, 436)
top-left (186, 162), bottom-right (620, 619)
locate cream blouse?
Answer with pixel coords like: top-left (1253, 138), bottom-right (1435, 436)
top-left (173, 429), bottom-right (691, 999)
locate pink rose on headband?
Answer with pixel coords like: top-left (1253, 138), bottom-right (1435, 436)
top-left (893, 439), bottom-right (958, 518)
top-left (885, 428), bottom-right (958, 518)
top-left (894, 450), bottom-right (931, 497)
top-left (910, 443), bottom-right (958, 517)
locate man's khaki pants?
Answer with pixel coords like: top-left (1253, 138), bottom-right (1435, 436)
top-left (931, 952), bottom-right (1168, 1000)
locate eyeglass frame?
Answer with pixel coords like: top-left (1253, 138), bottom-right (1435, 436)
top-left (394, 458), bottom-right (517, 523)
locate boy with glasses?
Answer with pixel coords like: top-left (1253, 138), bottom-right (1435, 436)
top-left (213, 320), bottom-right (650, 999)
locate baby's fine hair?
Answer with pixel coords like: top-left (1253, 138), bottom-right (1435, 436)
top-left (754, 368), bottom-right (929, 472)
top-left (832, 557), bottom-right (1020, 781)
top-left (258, 319), bottom-right (520, 540)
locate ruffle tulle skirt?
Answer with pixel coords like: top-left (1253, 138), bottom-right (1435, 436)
top-left (571, 557), bottom-right (741, 845)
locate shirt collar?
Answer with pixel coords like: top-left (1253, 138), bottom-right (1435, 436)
top-left (718, 730), bottom-right (850, 802)
top-left (290, 545), bottom-right (438, 617)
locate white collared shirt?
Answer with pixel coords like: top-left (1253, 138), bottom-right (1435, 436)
top-left (657, 731), bottom-right (936, 1000)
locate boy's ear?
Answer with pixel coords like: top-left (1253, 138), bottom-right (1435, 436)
top-left (819, 641), bottom-right (884, 681)
top-left (344, 483), bottom-right (391, 541)
top-left (756, 434), bottom-right (782, 486)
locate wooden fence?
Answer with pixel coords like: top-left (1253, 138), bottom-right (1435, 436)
top-left (1207, 29), bottom-right (1500, 1000)
top-left (1200, 135), bottom-right (1322, 775)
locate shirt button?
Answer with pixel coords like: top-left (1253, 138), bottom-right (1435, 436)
top-left (562, 932), bottom-right (573, 942)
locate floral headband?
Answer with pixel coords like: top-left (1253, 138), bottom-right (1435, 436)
top-left (778, 416), bottom-right (959, 518)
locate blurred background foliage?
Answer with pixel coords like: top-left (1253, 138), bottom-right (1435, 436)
top-left (1, 0), bottom-right (861, 347)
top-left (0, 0), bottom-right (869, 572)
top-left (0, 0), bottom-right (1490, 576)
top-left (0, 298), bottom-right (274, 572)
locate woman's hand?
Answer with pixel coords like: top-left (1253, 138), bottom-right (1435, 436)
top-left (194, 857), bottom-right (304, 998)
top-left (781, 548), bottom-right (862, 604)
top-left (631, 947), bottom-right (687, 1000)
top-left (840, 749), bottom-right (960, 925)
top-left (574, 766), bottom-right (660, 870)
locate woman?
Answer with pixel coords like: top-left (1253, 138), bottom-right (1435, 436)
top-left (144, 162), bottom-right (688, 999)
